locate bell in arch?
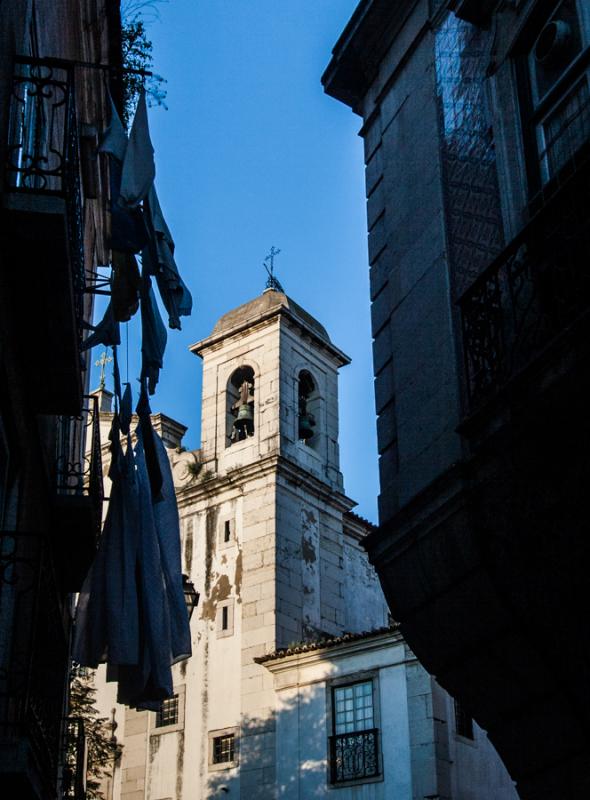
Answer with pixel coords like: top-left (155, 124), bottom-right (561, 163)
top-left (231, 378), bottom-right (254, 441)
top-left (234, 401), bottom-right (254, 436)
top-left (298, 393), bottom-right (316, 441)
top-left (298, 411), bottom-right (316, 440)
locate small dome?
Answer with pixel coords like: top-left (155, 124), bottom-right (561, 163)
top-left (212, 290), bottom-right (331, 342)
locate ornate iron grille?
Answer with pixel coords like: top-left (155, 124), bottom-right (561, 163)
top-left (0, 532), bottom-right (69, 794)
top-left (4, 56), bottom-right (86, 344)
top-left (56, 394), bottom-right (104, 541)
top-left (329, 728), bottom-right (379, 784)
top-left (459, 156), bottom-right (590, 409)
top-left (62, 717), bottom-right (87, 800)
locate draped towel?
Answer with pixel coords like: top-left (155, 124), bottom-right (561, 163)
top-left (119, 91), bottom-right (155, 208)
top-left (144, 185), bottom-right (193, 330)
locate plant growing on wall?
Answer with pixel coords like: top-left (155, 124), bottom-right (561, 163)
top-left (121, 0), bottom-right (168, 126)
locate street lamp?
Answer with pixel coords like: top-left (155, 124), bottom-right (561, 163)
top-left (182, 574), bottom-right (199, 620)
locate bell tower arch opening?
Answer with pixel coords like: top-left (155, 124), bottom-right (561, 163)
top-left (227, 365), bottom-right (255, 445)
top-left (297, 369), bottom-right (320, 448)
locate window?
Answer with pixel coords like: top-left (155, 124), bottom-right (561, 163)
top-left (218, 517), bottom-right (235, 548)
top-left (520, 0), bottom-right (590, 186)
top-left (213, 733), bottom-right (235, 763)
top-left (454, 698), bottom-right (474, 740)
top-left (216, 599), bottom-right (234, 638)
top-left (208, 727), bottom-right (239, 770)
top-left (155, 695), bottom-right (179, 728)
top-left (151, 686), bottom-right (185, 735)
top-left (226, 366), bottom-right (255, 445)
top-left (329, 680), bottom-right (380, 785)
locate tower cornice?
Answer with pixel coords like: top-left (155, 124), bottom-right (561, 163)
top-left (175, 452), bottom-right (356, 513)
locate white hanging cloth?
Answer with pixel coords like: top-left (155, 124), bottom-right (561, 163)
top-left (119, 90), bottom-right (155, 208)
top-left (99, 94), bottom-right (128, 162)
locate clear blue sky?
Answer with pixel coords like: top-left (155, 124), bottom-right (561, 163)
top-left (92, 0), bottom-right (379, 521)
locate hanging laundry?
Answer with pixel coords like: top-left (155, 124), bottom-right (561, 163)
top-left (73, 427), bottom-right (141, 667)
top-left (112, 346), bottom-right (122, 402)
top-left (80, 301), bottom-right (120, 351)
top-left (113, 414), bottom-right (190, 709)
top-left (140, 273), bottom-right (167, 395)
top-left (99, 94), bottom-right (128, 162)
top-left (144, 185), bottom-right (193, 330)
top-left (108, 418), bottom-right (122, 485)
top-left (119, 91), bottom-right (155, 209)
top-left (120, 382), bottom-right (133, 436)
top-left (73, 385), bottom-right (190, 709)
top-left (110, 188), bottom-right (149, 254)
top-left (136, 379), bottom-right (163, 501)
top-left (111, 250), bottom-right (141, 322)
top-left (99, 93), bottom-right (148, 254)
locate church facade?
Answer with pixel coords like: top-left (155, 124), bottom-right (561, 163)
top-left (95, 290), bottom-right (516, 799)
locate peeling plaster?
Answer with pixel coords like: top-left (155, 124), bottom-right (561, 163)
top-left (183, 518), bottom-right (194, 574)
top-left (205, 507), bottom-right (218, 594)
top-left (302, 509), bottom-right (317, 526)
top-left (302, 534), bottom-right (317, 565)
top-left (176, 731), bottom-right (184, 799)
top-left (149, 733), bottom-right (160, 761)
top-left (199, 639), bottom-right (209, 784)
top-left (200, 573), bottom-right (232, 622)
top-left (234, 547), bottom-right (243, 602)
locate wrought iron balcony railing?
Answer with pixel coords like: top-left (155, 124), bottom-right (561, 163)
top-left (0, 532), bottom-right (69, 794)
top-left (62, 717), bottom-right (87, 800)
top-left (56, 394), bottom-right (104, 542)
top-left (4, 55), bottom-right (85, 344)
top-left (329, 728), bottom-right (380, 784)
top-left (459, 155), bottom-right (590, 410)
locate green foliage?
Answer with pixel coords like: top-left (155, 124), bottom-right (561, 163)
top-left (121, 2), bottom-right (168, 127)
top-left (186, 460), bottom-right (203, 479)
top-left (68, 668), bottom-right (120, 800)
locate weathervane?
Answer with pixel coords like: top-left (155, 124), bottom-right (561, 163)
top-left (95, 350), bottom-right (113, 390)
top-left (264, 246), bottom-right (285, 292)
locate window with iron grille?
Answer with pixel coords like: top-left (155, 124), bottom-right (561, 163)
top-left (329, 680), bottom-right (380, 784)
top-left (155, 695), bottom-right (179, 728)
top-left (454, 698), bottom-right (474, 740)
top-left (519, 0), bottom-right (590, 189)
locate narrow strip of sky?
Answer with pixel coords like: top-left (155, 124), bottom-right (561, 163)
top-left (92, 0), bottom-right (378, 520)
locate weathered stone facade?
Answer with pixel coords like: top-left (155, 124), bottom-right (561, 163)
top-left (95, 289), bottom-right (516, 799)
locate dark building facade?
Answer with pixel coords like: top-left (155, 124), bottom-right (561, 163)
top-left (0, 2), bottom-right (121, 797)
top-left (323, 1), bottom-right (590, 798)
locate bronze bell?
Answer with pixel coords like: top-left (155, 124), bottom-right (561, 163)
top-left (233, 403), bottom-right (254, 436)
top-left (298, 412), bottom-right (316, 441)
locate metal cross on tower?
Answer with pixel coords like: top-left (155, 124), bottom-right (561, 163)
top-left (95, 350), bottom-right (113, 390)
top-left (264, 246), bottom-right (285, 292)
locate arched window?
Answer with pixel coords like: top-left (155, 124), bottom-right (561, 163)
top-left (298, 370), bottom-right (319, 447)
top-left (227, 366), bottom-right (255, 446)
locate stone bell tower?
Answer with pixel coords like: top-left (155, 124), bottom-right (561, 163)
top-left (113, 289), bottom-right (389, 800)
top-left (194, 288), bottom-right (348, 493)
